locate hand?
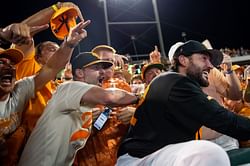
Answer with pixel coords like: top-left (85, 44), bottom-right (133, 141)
top-left (92, 107), bottom-right (102, 122)
top-left (30, 24), bottom-right (49, 37)
top-left (65, 20), bottom-right (91, 47)
top-left (220, 53), bottom-right (232, 72)
top-left (0, 23), bottom-right (48, 45)
top-left (63, 62), bottom-right (73, 80)
top-left (244, 65), bottom-right (250, 80)
top-left (149, 45), bottom-right (161, 63)
top-left (113, 54), bottom-right (125, 69)
top-left (56, 2), bottom-right (84, 21)
top-left (116, 106), bottom-right (135, 125)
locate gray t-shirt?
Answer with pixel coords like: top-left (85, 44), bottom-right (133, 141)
top-left (19, 81), bottom-right (95, 166)
top-left (0, 76), bottom-right (35, 136)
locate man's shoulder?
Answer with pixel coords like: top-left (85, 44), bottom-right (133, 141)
top-left (154, 72), bottom-right (186, 85)
top-left (159, 71), bottom-right (185, 79)
top-left (56, 81), bottom-right (95, 92)
top-left (148, 72), bottom-right (188, 96)
top-left (152, 72), bottom-right (200, 92)
top-left (15, 76), bottom-right (35, 87)
top-left (13, 76), bottom-right (35, 97)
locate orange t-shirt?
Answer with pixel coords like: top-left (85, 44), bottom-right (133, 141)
top-left (15, 49), bottom-right (54, 132)
top-left (75, 78), bottom-right (132, 166)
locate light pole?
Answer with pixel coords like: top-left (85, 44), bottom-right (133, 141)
top-left (152, 0), bottom-right (165, 57)
top-left (102, 0), bottom-right (111, 45)
top-left (101, 0), bottom-right (165, 57)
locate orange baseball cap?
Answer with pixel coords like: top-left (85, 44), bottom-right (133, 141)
top-left (50, 6), bottom-right (78, 40)
top-left (232, 65), bottom-right (244, 72)
top-left (0, 48), bottom-right (23, 64)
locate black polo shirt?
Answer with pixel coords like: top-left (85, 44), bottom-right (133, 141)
top-left (118, 72), bottom-right (250, 158)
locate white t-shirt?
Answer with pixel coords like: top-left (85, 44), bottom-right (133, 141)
top-left (0, 76), bottom-right (35, 136)
top-left (19, 81), bottom-right (95, 166)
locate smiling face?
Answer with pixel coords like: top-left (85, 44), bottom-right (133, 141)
top-left (0, 57), bottom-right (16, 98)
top-left (186, 53), bottom-right (213, 87)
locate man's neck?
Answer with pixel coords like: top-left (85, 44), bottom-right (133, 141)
top-left (178, 67), bottom-right (187, 76)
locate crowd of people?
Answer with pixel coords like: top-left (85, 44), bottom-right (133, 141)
top-left (1, 1), bottom-right (250, 166)
top-left (220, 47), bottom-right (250, 57)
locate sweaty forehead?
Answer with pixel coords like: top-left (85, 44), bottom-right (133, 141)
top-left (99, 54), bottom-right (115, 63)
top-left (42, 42), bottom-right (59, 49)
top-left (99, 50), bottom-right (113, 56)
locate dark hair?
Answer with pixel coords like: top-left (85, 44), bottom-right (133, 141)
top-left (170, 49), bottom-right (192, 72)
top-left (35, 42), bottom-right (44, 58)
top-left (170, 56), bottom-right (180, 72)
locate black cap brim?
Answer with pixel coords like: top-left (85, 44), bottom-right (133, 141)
top-left (207, 49), bottom-right (223, 67)
top-left (83, 60), bottom-right (113, 69)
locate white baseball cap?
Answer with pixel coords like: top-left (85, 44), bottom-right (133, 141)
top-left (168, 42), bottom-right (184, 64)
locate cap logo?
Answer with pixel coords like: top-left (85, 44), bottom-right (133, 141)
top-left (54, 15), bottom-right (70, 34)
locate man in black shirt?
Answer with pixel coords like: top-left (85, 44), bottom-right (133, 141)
top-left (117, 40), bottom-right (250, 166)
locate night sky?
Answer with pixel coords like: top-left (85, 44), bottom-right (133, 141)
top-left (1, 0), bottom-right (249, 59)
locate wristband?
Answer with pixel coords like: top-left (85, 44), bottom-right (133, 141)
top-left (225, 70), bottom-right (233, 74)
top-left (51, 4), bottom-right (59, 12)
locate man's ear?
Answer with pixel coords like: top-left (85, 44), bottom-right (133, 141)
top-left (75, 68), bottom-right (84, 78)
top-left (178, 55), bottom-right (189, 67)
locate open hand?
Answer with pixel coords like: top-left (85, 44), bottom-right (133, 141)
top-left (65, 20), bottom-right (91, 47)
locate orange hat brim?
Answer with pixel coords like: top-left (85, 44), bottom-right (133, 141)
top-left (0, 48), bottom-right (24, 65)
top-left (50, 7), bottom-right (78, 40)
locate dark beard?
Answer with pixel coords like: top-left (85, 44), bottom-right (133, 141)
top-left (186, 61), bottom-right (209, 87)
top-left (187, 72), bottom-right (209, 87)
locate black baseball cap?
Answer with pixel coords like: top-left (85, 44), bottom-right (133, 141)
top-left (72, 52), bottom-right (113, 73)
top-left (168, 40), bottom-right (223, 67)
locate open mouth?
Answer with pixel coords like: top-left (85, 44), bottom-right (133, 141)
top-left (0, 74), bottom-right (14, 86)
top-left (98, 76), bottom-right (105, 86)
top-left (202, 70), bottom-right (209, 80)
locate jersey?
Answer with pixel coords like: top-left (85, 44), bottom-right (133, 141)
top-left (118, 72), bottom-right (250, 158)
top-left (19, 81), bottom-right (95, 166)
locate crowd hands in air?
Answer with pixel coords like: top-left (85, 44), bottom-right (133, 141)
top-left (1, 1), bottom-right (250, 166)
